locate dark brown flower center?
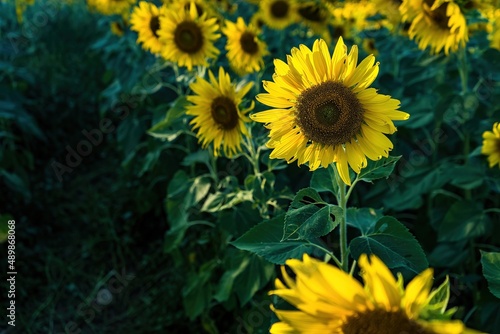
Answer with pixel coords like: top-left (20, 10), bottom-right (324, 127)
top-left (295, 81), bottom-right (364, 147)
top-left (174, 21), bottom-right (203, 54)
top-left (423, 0), bottom-right (450, 30)
top-left (298, 5), bottom-right (325, 23)
top-left (270, 0), bottom-right (289, 19)
top-left (211, 96), bottom-right (239, 130)
top-left (240, 31), bottom-right (259, 54)
top-left (149, 15), bottom-right (160, 38)
top-left (342, 309), bottom-right (435, 334)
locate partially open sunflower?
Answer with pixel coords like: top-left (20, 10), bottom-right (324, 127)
top-left (251, 38), bottom-right (408, 185)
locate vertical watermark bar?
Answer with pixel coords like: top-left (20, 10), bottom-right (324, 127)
top-left (6, 219), bottom-right (16, 327)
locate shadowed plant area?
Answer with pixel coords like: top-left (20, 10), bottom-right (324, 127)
top-left (1, 0), bottom-right (500, 333)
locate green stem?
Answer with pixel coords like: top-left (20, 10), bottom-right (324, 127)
top-left (333, 165), bottom-right (349, 272)
top-left (308, 242), bottom-right (342, 269)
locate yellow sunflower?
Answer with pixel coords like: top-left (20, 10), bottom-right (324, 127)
top-left (222, 17), bottom-right (269, 75)
top-left (87, 0), bottom-right (135, 17)
top-left (481, 122), bottom-right (500, 168)
top-left (130, 1), bottom-right (166, 54)
top-left (163, 0), bottom-right (215, 19)
top-left (372, 0), bottom-right (404, 32)
top-left (259, 0), bottom-right (298, 30)
top-left (270, 254), bottom-right (483, 334)
top-left (186, 67), bottom-right (254, 157)
top-left (251, 38), bottom-right (409, 186)
top-left (157, 2), bottom-right (220, 70)
top-left (400, 0), bottom-right (468, 55)
top-left (297, 2), bottom-right (331, 35)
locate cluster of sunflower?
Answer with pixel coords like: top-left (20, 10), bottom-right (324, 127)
top-left (78, 0), bottom-right (500, 332)
top-left (14, 0), bottom-right (494, 332)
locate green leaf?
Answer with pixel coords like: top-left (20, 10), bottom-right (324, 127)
top-left (214, 252), bottom-right (251, 303)
top-left (448, 164), bottom-right (485, 190)
top-left (233, 253), bottom-right (274, 305)
top-left (283, 204), bottom-right (342, 241)
top-left (231, 214), bottom-right (322, 265)
top-left (349, 216), bottom-right (428, 279)
top-left (182, 260), bottom-right (217, 320)
top-left (283, 188), bottom-right (342, 241)
top-left (201, 190), bottom-right (253, 212)
top-left (422, 276), bottom-right (454, 320)
top-left (358, 156), bottom-right (400, 182)
top-left (346, 207), bottom-right (384, 235)
top-left (181, 150), bottom-right (210, 167)
top-left (310, 165), bottom-right (338, 195)
top-left (481, 251), bottom-right (500, 299)
top-left (437, 200), bottom-right (490, 242)
top-left (147, 95), bottom-right (187, 140)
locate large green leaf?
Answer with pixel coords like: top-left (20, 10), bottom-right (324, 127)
top-left (358, 156), bottom-right (401, 182)
top-left (437, 200), bottom-right (490, 242)
top-left (346, 207), bottom-right (384, 235)
top-left (481, 251), bottom-right (500, 299)
top-left (349, 216), bottom-right (428, 279)
top-left (283, 188), bottom-right (342, 241)
top-left (147, 95), bottom-right (187, 140)
top-left (310, 165), bottom-right (338, 195)
top-left (231, 214), bottom-right (323, 265)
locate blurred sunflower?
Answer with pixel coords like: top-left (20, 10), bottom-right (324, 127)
top-left (251, 38), bottom-right (408, 185)
top-left (158, 2), bottom-right (220, 70)
top-left (400, 0), bottom-right (468, 55)
top-left (259, 0), bottom-right (298, 30)
top-left (130, 1), bottom-right (166, 54)
top-left (327, 0), bottom-right (379, 43)
top-left (270, 254), bottom-right (483, 334)
top-left (186, 67), bottom-right (254, 157)
top-left (296, 1), bottom-right (332, 42)
top-left (481, 122), bottom-right (500, 168)
top-left (87, 0), bottom-right (135, 17)
top-left (222, 17), bottom-right (269, 75)
top-left (110, 19), bottom-right (128, 36)
top-left (15, 0), bottom-right (35, 22)
top-left (372, 0), bottom-right (403, 32)
top-left (164, 0), bottom-right (215, 18)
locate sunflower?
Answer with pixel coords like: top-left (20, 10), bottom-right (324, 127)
top-left (372, 0), bottom-right (404, 32)
top-left (258, 0), bottom-right (298, 30)
top-left (130, 1), bottom-right (166, 54)
top-left (269, 254), bottom-right (483, 334)
top-left (163, 0), bottom-right (215, 19)
top-left (186, 67), bottom-right (254, 157)
top-left (157, 2), bottom-right (220, 70)
top-left (222, 17), bottom-right (269, 75)
top-left (400, 0), bottom-right (468, 55)
top-left (87, 0), bottom-right (135, 17)
top-left (251, 38), bottom-right (408, 186)
top-left (110, 19), bottom-right (128, 36)
top-left (481, 122), bottom-right (500, 168)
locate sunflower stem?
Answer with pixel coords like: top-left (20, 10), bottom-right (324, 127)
top-left (307, 242), bottom-right (342, 269)
top-left (332, 164), bottom-right (349, 273)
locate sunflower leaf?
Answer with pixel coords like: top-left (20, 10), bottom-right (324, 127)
top-left (231, 214), bottom-right (325, 265)
top-left (349, 216), bottom-right (428, 280)
top-left (481, 251), bottom-right (500, 299)
top-left (358, 156), bottom-right (401, 182)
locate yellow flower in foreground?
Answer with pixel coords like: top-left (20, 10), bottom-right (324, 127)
top-left (186, 67), bottom-right (254, 157)
top-left (130, 1), bottom-right (166, 55)
top-left (481, 122), bottom-right (500, 168)
top-left (269, 254), bottom-right (484, 334)
top-left (251, 38), bottom-right (408, 185)
top-left (222, 17), bottom-right (269, 75)
top-left (401, 0), bottom-right (468, 55)
top-left (158, 3), bottom-right (220, 70)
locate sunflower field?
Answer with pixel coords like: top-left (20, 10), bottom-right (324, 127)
top-left (2, 0), bottom-right (500, 333)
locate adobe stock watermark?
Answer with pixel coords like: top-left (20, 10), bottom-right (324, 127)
top-left (50, 65), bottom-right (165, 182)
top-left (58, 268), bottom-right (135, 334)
top-left (222, 299), bottom-right (271, 334)
top-left (6, 0), bottom-right (64, 55)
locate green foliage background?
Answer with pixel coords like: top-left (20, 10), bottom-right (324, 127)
top-left (1, 0), bottom-right (500, 333)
